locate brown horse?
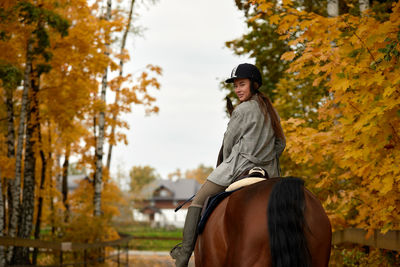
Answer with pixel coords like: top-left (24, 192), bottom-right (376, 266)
top-left (194, 177), bottom-right (331, 267)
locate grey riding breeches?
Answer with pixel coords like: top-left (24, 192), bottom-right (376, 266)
top-left (191, 180), bottom-right (226, 208)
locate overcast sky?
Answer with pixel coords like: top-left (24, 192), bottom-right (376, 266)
top-left (110, 0), bottom-right (254, 181)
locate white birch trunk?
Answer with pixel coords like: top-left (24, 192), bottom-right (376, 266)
top-left (106, 0), bottom-right (136, 170)
top-left (327, 0), bottom-right (339, 17)
top-left (7, 38), bottom-right (33, 262)
top-left (359, 0), bottom-right (369, 13)
top-left (94, 0), bottom-right (112, 217)
top-left (15, 71), bottom-right (40, 265)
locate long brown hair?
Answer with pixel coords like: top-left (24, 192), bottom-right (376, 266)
top-left (252, 82), bottom-right (285, 140)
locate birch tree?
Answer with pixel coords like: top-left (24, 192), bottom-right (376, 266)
top-left (7, 36), bottom-right (33, 263)
top-left (94, 0), bottom-right (112, 217)
top-left (15, 69), bottom-right (37, 264)
top-left (327, 0), bottom-right (339, 17)
top-left (359, 0), bottom-right (369, 13)
top-left (0, 1), bottom-right (161, 263)
top-left (5, 2), bottom-right (68, 263)
top-left (106, 0), bottom-right (136, 170)
top-left (0, 62), bottom-right (21, 267)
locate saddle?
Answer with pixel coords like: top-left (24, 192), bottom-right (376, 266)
top-left (197, 167), bottom-right (268, 234)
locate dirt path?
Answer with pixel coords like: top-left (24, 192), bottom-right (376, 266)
top-left (106, 251), bottom-right (195, 267)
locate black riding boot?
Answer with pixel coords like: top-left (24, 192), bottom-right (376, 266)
top-left (170, 206), bottom-right (202, 267)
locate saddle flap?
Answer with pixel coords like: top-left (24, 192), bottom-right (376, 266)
top-left (197, 188), bottom-right (241, 234)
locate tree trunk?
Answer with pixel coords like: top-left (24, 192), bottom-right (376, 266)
top-left (359, 0), bottom-right (369, 13)
top-left (55, 153), bottom-right (62, 194)
top-left (106, 0), bottom-right (136, 170)
top-left (94, 0), bottom-right (112, 217)
top-left (15, 70), bottom-right (40, 265)
top-left (62, 144), bottom-right (70, 222)
top-left (51, 138), bottom-right (58, 236)
top-left (5, 87), bottom-right (16, 166)
top-left (94, 77), bottom-right (106, 217)
top-left (7, 38), bottom-right (33, 263)
top-left (0, 174), bottom-right (5, 267)
top-left (5, 80), bottom-right (16, 238)
top-left (32, 114), bottom-right (48, 265)
top-left (1, 192), bottom-right (4, 230)
top-left (327, 0), bottom-right (339, 17)
top-left (50, 186), bottom-right (55, 235)
top-left (5, 89), bottom-right (15, 264)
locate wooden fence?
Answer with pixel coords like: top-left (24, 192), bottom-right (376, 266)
top-left (130, 229), bottom-right (400, 251)
top-left (0, 228), bottom-right (398, 266)
top-left (332, 228), bottom-right (400, 251)
top-left (0, 234), bottom-right (134, 266)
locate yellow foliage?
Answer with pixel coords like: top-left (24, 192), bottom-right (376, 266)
top-left (252, 0), bottom-right (400, 232)
top-left (185, 164), bottom-right (213, 184)
top-left (65, 176), bottom-right (124, 243)
top-left (0, 0), bottom-right (162, 253)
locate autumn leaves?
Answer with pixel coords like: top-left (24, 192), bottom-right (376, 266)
top-left (0, 0), bottom-right (161, 264)
top-left (252, 0), bottom-right (400, 235)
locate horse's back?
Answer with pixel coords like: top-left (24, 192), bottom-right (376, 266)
top-left (195, 194), bottom-right (230, 267)
top-left (304, 188), bottom-right (332, 266)
top-left (224, 179), bottom-right (276, 267)
top-left (195, 179), bottom-right (277, 267)
top-left (195, 178), bottom-right (331, 267)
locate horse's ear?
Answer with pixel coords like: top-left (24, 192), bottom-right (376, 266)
top-left (226, 96), bottom-right (233, 116)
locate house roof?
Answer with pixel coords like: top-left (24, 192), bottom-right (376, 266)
top-left (142, 179), bottom-right (201, 201)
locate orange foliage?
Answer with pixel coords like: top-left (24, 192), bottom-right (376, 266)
top-left (185, 164), bottom-right (213, 184)
top-left (252, 0), bottom-right (400, 233)
top-left (0, 0), bottom-right (162, 246)
top-left (64, 176), bottom-right (124, 243)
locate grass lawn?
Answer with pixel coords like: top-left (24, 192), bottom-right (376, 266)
top-left (116, 224), bottom-right (183, 251)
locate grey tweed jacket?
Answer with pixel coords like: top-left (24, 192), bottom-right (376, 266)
top-left (207, 96), bottom-right (285, 186)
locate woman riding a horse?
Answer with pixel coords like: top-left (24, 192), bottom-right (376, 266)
top-left (170, 63), bottom-right (286, 267)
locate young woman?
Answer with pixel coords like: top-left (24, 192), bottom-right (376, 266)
top-left (170, 63), bottom-right (286, 267)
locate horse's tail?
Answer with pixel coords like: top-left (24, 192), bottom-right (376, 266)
top-left (267, 177), bottom-right (311, 267)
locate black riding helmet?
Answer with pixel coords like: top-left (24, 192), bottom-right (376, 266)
top-left (225, 63), bottom-right (262, 86)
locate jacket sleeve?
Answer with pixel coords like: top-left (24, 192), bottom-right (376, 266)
top-left (222, 108), bottom-right (245, 160)
top-left (274, 137), bottom-right (286, 157)
top-left (274, 111), bottom-right (286, 157)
